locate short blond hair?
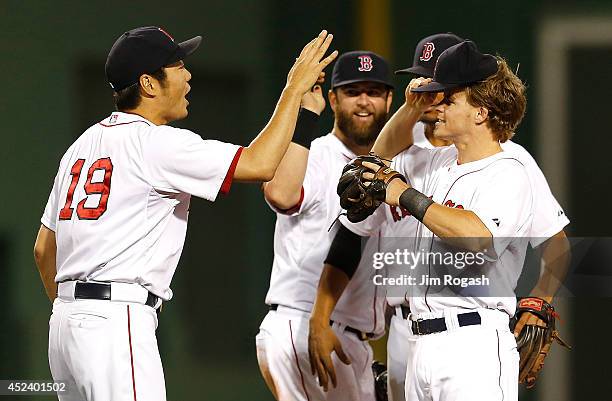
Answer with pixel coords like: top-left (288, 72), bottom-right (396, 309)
top-left (464, 57), bottom-right (526, 142)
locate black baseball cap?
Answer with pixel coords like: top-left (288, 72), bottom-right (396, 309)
top-left (411, 41), bottom-right (498, 93)
top-left (331, 51), bottom-right (394, 89)
top-left (395, 33), bottom-right (463, 77)
top-left (105, 26), bottom-right (202, 91)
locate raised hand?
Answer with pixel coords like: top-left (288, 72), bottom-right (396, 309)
top-left (405, 77), bottom-right (444, 112)
top-left (286, 30), bottom-right (338, 95)
top-left (301, 72), bottom-right (326, 115)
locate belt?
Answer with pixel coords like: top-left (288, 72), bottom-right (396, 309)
top-left (74, 282), bottom-right (159, 308)
top-left (411, 312), bottom-right (481, 335)
top-left (268, 304), bottom-right (374, 341)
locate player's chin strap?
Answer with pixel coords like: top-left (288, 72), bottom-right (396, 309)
top-left (328, 212), bottom-right (347, 232)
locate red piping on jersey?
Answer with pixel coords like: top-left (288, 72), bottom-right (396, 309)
top-left (98, 120), bottom-right (151, 128)
top-left (220, 147), bottom-right (244, 195)
top-left (127, 306), bottom-right (137, 401)
top-left (277, 187), bottom-right (305, 215)
top-left (289, 320), bottom-right (311, 401)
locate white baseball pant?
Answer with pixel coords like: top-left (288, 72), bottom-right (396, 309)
top-left (387, 309), bottom-right (417, 401)
top-left (48, 297), bottom-right (165, 401)
top-left (405, 308), bottom-right (519, 401)
top-left (256, 306), bottom-right (375, 401)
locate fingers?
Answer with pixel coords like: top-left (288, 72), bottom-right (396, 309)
top-left (298, 37), bottom-right (318, 59)
top-left (318, 49), bottom-right (339, 70)
top-left (513, 313), bottom-right (529, 338)
top-left (303, 30), bottom-right (329, 61)
top-left (334, 341), bottom-right (351, 366)
top-left (308, 342), bottom-right (329, 390)
top-left (361, 161), bottom-right (382, 172)
top-left (321, 355), bottom-right (336, 390)
top-left (315, 71), bottom-right (325, 85)
top-left (407, 77), bottom-right (432, 92)
top-left (314, 33), bottom-right (334, 61)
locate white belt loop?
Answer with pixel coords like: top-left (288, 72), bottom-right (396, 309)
top-left (110, 282), bottom-right (149, 304)
top-left (58, 281), bottom-right (76, 301)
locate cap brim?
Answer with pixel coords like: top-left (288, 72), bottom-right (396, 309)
top-left (179, 35), bottom-right (202, 57)
top-left (394, 66), bottom-right (433, 77)
top-left (410, 81), bottom-right (460, 93)
top-left (332, 78), bottom-right (394, 89)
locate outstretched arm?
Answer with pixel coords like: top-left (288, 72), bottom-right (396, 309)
top-left (263, 81), bottom-right (326, 210)
top-left (372, 78), bottom-right (440, 160)
top-left (234, 31), bottom-right (337, 182)
top-left (384, 178), bottom-right (493, 252)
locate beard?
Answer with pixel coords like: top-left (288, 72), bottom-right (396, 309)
top-left (335, 107), bottom-right (389, 147)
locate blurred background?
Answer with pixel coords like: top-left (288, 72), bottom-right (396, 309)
top-left (1, 0), bottom-right (611, 400)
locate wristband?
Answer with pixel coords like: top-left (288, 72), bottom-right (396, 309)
top-left (292, 108), bottom-right (320, 149)
top-left (324, 224), bottom-right (364, 279)
top-left (398, 188), bottom-right (434, 222)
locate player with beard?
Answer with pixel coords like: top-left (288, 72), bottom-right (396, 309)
top-left (256, 51), bottom-right (393, 401)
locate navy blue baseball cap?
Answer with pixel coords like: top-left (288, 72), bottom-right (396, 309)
top-left (105, 26), bottom-right (202, 91)
top-left (395, 33), bottom-right (464, 77)
top-left (331, 51), bottom-right (394, 89)
top-left (411, 41), bottom-right (498, 93)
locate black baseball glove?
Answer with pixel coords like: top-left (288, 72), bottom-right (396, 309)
top-left (337, 153), bottom-right (406, 223)
top-left (510, 297), bottom-right (571, 388)
top-left (372, 361), bottom-right (388, 401)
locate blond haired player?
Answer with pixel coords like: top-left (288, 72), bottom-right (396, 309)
top-left (339, 41), bottom-right (534, 401)
top-left (380, 35), bottom-right (570, 400)
top-left (33, 26), bottom-right (337, 401)
top-left (256, 51), bottom-right (393, 401)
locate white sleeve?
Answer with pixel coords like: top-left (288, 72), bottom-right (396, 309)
top-left (469, 160), bottom-right (533, 259)
top-left (393, 146), bottom-right (455, 192)
top-left (145, 127), bottom-right (242, 201)
top-left (526, 164), bottom-right (570, 247)
top-left (41, 170), bottom-right (61, 232)
top-left (264, 145), bottom-right (325, 216)
top-left (392, 145), bottom-right (434, 183)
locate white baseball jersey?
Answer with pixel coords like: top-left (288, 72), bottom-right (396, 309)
top-left (343, 144), bottom-right (535, 316)
top-left (379, 138), bottom-right (569, 401)
top-left (264, 132), bottom-right (386, 336)
top-left (376, 140), bottom-right (569, 309)
top-left (411, 122), bottom-right (436, 150)
top-left (41, 111), bottom-right (242, 300)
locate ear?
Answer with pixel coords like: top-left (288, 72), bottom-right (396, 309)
top-left (328, 89), bottom-right (337, 113)
top-left (386, 90), bottom-right (393, 113)
top-left (475, 106), bottom-right (489, 124)
top-left (139, 74), bottom-right (157, 97)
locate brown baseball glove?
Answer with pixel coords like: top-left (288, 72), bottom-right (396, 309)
top-left (337, 153), bottom-right (406, 223)
top-left (510, 297), bottom-right (571, 388)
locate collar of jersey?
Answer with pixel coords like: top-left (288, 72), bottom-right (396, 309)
top-left (448, 149), bottom-right (511, 175)
top-left (103, 111), bottom-right (155, 127)
top-left (329, 132), bottom-right (356, 161)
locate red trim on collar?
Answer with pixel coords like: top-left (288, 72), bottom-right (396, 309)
top-left (219, 147), bottom-right (244, 195)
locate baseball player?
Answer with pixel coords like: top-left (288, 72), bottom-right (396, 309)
top-left (338, 40), bottom-right (535, 401)
top-left (255, 51), bottom-right (394, 401)
top-left (33, 26), bottom-right (337, 401)
top-left (383, 34), bottom-right (570, 400)
top-left (313, 35), bottom-right (571, 401)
